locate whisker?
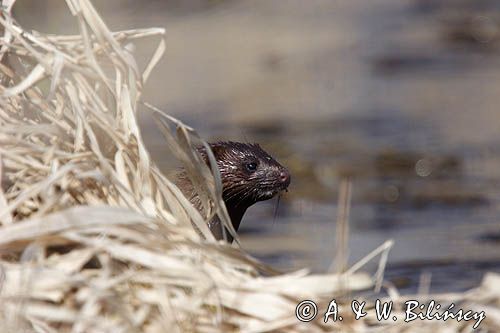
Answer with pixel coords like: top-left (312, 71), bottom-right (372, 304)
top-left (272, 194), bottom-right (281, 228)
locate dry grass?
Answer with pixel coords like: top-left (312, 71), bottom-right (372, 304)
top-left (0, 0), bottom-right (498, 332)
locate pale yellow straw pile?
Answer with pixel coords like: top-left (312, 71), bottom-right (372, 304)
top-left (0, 1), bottom-right (499, 332)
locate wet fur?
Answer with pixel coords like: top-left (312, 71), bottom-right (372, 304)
top-left (177, 141), bottom-right (290, 242)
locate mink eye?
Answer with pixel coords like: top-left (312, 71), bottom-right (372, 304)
top-left (245, 162), bottom-right (258, 172)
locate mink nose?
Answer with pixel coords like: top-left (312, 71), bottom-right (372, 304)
top-left (279, 170), bottom-right (291, 186)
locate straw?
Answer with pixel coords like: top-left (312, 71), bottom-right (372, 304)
top-left (0, 1), bottom-right (498, 332)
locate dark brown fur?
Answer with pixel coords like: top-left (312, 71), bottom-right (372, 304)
top-left (177, 141), bottom-right (290, 242)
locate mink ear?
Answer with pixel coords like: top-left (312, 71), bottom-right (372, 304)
top-left (197, 143), bottom-right (224, 166)
top-left (209, 144), bottom-right (225, 159)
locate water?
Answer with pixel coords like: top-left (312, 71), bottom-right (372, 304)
top-left (140, 0), bottom-right (500, 293)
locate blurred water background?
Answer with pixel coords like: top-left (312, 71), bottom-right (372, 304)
top-left (17, 0), bottom-right (500, 293)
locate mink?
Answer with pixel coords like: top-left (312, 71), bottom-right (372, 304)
top-left (177, 141), bottom-right (291, 242)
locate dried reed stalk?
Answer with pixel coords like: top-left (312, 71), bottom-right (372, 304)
top-left (0, 1), bottom-right (497, 332)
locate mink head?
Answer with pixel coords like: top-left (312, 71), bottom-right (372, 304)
top-left (200, 141), bottom-right (291, 206)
